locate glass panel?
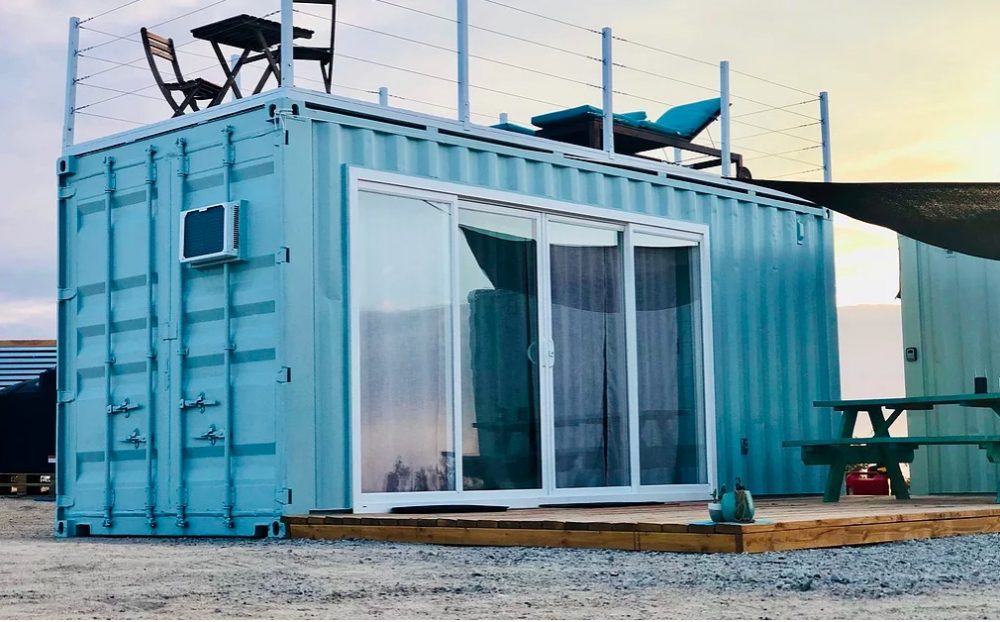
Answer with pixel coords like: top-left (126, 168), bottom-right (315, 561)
top-left (633, 232), bottom-right (706, 485)
top-left (357, 191), bottom-right (455, 493)
top-left (549, 221), bottom-right (630, 488)
top-left (458, 209), bottom-right (542, 491)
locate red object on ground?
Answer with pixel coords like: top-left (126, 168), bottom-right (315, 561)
top-left (846, 467), bottom-right (890, 496)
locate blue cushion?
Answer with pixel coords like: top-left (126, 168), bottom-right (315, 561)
top-left (531, 105), bottom-right (648, 128)
top-left (648, 97), bottom-right (722, 140)
top-left (490, 122), bottom-right (537, 135)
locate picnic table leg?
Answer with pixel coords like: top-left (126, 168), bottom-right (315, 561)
top-left (868, 407), bottom-right (910, 500)
top-left (823, 408), bottom-right (859, 502)
top-left (980, 443), bottom-right (1000, 503)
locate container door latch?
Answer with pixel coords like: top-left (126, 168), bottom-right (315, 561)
top-left (179, 393), bottom-right (219, 413)
top-left (195, 424), bottom-right (226, 446)
top-left (107, 398), bottom-right (141, 417)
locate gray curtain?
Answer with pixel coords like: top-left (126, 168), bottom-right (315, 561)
top-left (550, 244), bottom-right (630, 488)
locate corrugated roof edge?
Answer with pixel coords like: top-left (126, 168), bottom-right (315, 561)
top-left (61, 87), bottom-right (824, 216)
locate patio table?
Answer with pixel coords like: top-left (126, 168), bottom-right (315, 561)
top-left (784, 393), bottom-right (1000, 502)
top-left (190, 14), bottom-right (313, 104)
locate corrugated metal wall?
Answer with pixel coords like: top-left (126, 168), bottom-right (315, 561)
top-left (0, 342), bottom-right (56, 388)
top-left (900, 237), bottom-right (1000, 494)
top-left (292, 100), bottom-right (841, 509)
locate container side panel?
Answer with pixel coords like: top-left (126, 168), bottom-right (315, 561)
top-left (306, 108), bottom-right (840, 499)
top-left (901, 240), bottom-right (1000, 494)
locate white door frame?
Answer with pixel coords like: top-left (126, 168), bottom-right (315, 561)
top-left (347, 167), bottom-right (717, 513)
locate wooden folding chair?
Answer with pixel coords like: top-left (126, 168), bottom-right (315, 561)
top-left (140, 27), bottom-right (224, 117)
top-left (285, 0), bottom-right (336, 93)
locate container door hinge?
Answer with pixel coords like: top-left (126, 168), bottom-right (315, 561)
top-left (180, 392), bottom-right (219, 413)
top-left (57, 390), bottom-right (76, 404)
top-left (121, 428), bottom-right (147, 449)
top-left (57, 287), bottom-right (77, 302)
top-left (58, 186), bottom-right (77, 199)
top-left (277, 488), bottom-right (292, 505)
top-left (107, 398), bottom-right (141, 417)
top-left (195, 424), bottom-right (225, 446)
top-left (277, 366), bottom-right (291, 383)
top-left (275, 247), bottom-right (290, 264)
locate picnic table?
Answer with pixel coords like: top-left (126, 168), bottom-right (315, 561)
top-left (190, 14), bottom-right (314, 103)
top-left (784, 393), bottom-right (1000, 503)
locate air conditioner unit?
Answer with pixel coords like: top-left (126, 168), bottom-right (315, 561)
top-left (179, 201), bottom-right (242, 265)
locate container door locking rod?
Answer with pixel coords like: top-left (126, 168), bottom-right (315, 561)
top-left (179, 393), bottom-right (219, 413)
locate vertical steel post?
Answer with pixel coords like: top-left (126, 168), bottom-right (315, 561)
top-left (456, 0), bottom-right (470, 126)
top-left (378, 86), bottom-right (389, 106)
top-left (63, 17), bottom-right (80, 149)
top-left (499, 113), bottom-right (509, 125)
top-left (673, 147), bottom-right (683, 165)
top-left (819, 91), bottom-right (832, 182)
top-left (280, 0), bottom-right (294, 87)
top-left (601, 27), bottom-right (614, 156)
top-left (143, 146), bottom-right (157, 529)
top-left (719, 60), bottom-right (731, 177)
top-left (101, 157), bottom-right (116, 528)
top-left (221, 127), bottom-right (235, 529)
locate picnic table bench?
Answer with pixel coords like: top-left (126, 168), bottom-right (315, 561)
top-left (783, 393), bottom-right (1000, 503)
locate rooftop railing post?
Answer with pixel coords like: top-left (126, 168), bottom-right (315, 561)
top-left (499, 113), bottom-right (509, 125)
top-left (280, 0), bottom-right (294, 87)
top-left (819, 91), bottom-right (832, 182)
top-left (456, 0), bottom-right (470, 127)
top-left (62, 16), bottom-right (80, 150)
top-left (601, 27), bottom-right (614, 156)
top-left (379, 87), bottom-right (389, 106)
top-left (719, 60), bottom-right (731, 177)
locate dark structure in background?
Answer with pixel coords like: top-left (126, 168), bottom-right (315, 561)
top-left (749, 180), bottom-right (1000, 261)
top-left (0, 369), bottom-right (56, 474)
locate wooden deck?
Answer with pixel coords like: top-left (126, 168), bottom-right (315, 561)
top-left (285, 495), bottom-right (1000, 553)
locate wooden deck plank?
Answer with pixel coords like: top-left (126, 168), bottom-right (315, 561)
top-left (286, 495), bottom-right (1000, 554)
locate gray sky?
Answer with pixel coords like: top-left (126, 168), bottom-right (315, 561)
top-left (1, 0), bottom-right (999, 338)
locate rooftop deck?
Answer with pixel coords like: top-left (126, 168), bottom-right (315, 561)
top-left (286, 495), bottom-right (1000, 554)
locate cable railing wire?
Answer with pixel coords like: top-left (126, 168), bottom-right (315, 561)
top-left (769, 166), bottom-right (824, 179)
top-left (77, 0), bottom-right (231, 53)
top-left (734, 144), bottom-right (820, 167)
top-left (76, 110), bottom-right (147, 126)
top-left (370, 0), bottom-right (456, 23)
top-left (742, 144), bottom-right (821, 163)
top-left (479, 0), bottom-right (599, 33)
top-left (732, 122), bottom-right (822, 142)
top-left (337, 53), bottom-right (457, 83)
top-left (80, 0), bottom-right (145, 24)
top-left (76, 8), bottom-right (279, 82)
top-left (79, 25), bottom-right (217, 61)
top-left (295, 10), bottom-right (602, 90)
top-left (732, 99), bottom-right (819, 119)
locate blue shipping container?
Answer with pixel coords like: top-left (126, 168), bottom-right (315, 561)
top-left (56, 88), bottom-right (840, 537)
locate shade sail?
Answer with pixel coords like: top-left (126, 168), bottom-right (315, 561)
top-left (748, 180), bottom-right (1000, 260)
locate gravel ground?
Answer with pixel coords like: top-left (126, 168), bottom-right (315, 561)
top-left (2, 498), bottom-right (1000, 619)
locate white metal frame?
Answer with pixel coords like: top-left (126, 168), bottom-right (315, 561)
top-left (348, 167), bottom-right (717, 513)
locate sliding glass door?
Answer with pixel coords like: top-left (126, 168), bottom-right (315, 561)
top-left (458, 208), bottom-right (543, 492)
top-left (351, 177), bottom-right (713, 511)
top-left (548, 220), bottom-right (630, 490)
